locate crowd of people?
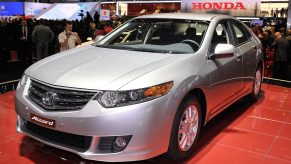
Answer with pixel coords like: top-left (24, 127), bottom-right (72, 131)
top-left (0, 14), bottom-right (124, 66)
top-left (270, 8), bottom-right (288, 18)
top-left (252, 24), bottom-right (291, 80)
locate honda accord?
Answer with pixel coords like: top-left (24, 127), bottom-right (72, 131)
top-left (15, 13), bottom-right (263, 162)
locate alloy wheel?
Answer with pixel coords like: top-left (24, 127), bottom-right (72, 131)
top-left (178, 105), bottom-right (199, 152)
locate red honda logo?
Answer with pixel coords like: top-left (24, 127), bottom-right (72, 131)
top-left (192, 2), bottom-right (246, 10)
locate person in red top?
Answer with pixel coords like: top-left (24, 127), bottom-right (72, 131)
top-left (104, 22), bottom-right (113, 34)
top-left (95, 29), bottom-right (105, 36)
top-left (95, 23), bottom-right (105, 36)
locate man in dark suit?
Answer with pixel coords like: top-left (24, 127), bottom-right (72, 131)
top-left (272, 32), bottom-right (289, 80)
top-left (17, 19), bottom-right (33, 65)
top-left (0, 19), bottom-right (10, 67)
top-left (94, 11), bottom-right (100, 25)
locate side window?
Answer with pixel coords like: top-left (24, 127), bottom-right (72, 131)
top-left (210, 22), bottom-right (230, 52)
top-left (231, 21), bottom-right (251, 45)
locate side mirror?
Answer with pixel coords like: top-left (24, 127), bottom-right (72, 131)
top-left (95, 35), bottom-right (104, 42)
top-left (215, 43), bottom-right (235, 55)
top-left (210, 44), bottom-right (235, 59)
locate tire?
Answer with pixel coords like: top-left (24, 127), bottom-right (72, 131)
top-left (249, 66), bottom-right (263, 100)
top-left (167, 96), bottom-right (202, 160)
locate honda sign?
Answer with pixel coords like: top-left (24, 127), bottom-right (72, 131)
top-left (182, 0), bottom-right (261, 17)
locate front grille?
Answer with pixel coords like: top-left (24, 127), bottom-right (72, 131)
top-left (25, 121), bottom-right (92, 152)
top-left (28, 80), bottom-right (96, 111)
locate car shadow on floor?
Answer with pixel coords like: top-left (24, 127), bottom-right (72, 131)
top-left (19, 92), bottom-right (265, 164)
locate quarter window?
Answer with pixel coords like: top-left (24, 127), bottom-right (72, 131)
top-left (231, 21), bottom-right (251, 45)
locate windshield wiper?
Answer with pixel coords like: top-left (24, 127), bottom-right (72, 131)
top-left (96, 44), bottom-right (172, 54)
top-left (100, 45), bottom-right (139, 50)
top-left (131, 48), bottom-right (172, 54)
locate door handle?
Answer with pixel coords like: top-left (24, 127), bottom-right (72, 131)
top-left (252, 46), bottom-right (257, 52)
top-left (235, 53), bottom-right (242, 61)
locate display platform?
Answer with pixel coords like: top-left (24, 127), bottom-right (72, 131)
top-left (0, 83), bottom-right (290, 163)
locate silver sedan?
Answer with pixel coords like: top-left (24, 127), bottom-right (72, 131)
top-left (15, 13), bottom-right (263, 162)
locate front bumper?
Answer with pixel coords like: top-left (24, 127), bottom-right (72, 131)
top-left (15, 81), bottom-right (178, 162)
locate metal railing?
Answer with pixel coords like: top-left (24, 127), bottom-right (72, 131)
top-left (0, 80), bottom-right (20, 94)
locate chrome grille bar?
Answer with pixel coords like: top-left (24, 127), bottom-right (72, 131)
top-left (27, 80), bottom-right (97, 111)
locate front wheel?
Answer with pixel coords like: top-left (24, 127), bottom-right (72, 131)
top-left (167, 96), bottom-right (202, 160)
top-left (249, 66), bottom-right (262, 100)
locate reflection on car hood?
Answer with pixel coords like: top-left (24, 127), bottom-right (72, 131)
top-left (26, 46), bottom-right (190, 90)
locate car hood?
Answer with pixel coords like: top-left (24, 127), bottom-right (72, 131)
top-left (26, 45), bottom-right (190, 90)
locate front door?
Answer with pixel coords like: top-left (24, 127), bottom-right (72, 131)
top-left (207, 21), bottom-right (243, 115)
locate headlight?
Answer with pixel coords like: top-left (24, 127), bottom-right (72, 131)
top-left (17, 74), bottom-right (28, 89)
top-left (95, 81), bottom-right (174, 108)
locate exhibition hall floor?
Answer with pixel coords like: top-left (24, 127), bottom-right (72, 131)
top-left (0, 83), bottom-right (290, 164)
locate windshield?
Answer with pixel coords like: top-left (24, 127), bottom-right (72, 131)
top-left (95, 19), bottom-right (209, 54)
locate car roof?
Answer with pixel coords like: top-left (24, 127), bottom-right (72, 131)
top-left (136, 13), bottom-right (234, 21)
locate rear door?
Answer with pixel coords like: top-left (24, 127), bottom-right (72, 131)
top-left (229, 20), bottom-right (258, 91)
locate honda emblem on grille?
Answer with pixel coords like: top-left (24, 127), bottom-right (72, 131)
top-left (42, 91), bottom-right (57, 106)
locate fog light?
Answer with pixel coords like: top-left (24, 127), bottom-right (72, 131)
top-left (114, 137), bottom-right (127, 148)
top-left (99, 135), bottom-right (132, 153)
top-left (112, 135), bottom-right (132, 152)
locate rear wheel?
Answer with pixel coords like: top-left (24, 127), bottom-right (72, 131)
top-left (249, 66), bottom-right (262, 100)
top-left (167, 96), bottom-right (202, 160)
